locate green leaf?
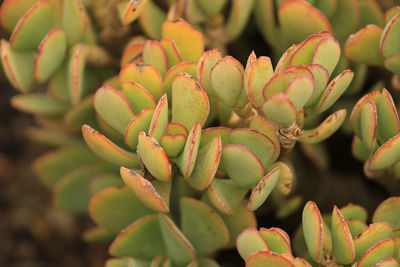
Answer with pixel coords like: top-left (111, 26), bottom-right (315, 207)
top-left (299, 109), bottom-right (346, 144)
top-left (373, 197), bottom-right (400, 230)
top-left (275, 45), bottom-right (297, 73)
top-left (120, 40), bottom-right (145, 68)
top-left (197, 49), bottom-right (222, 98)
top-left (369, 134), bottom-right (400, 170)
top-left (181, 198), bottom-right (229, 256)
top-left (125, 108), bottom-right (154, 149)
top-left (67, 44), bottom-right (86, 105)
top-left (340, 203), bottom-right (368, 222)
top-left (178, 123), bottom-right (202, 178)
top-left (137, 132), bottom-right (171, 181)
top-left (261, 93), bottom-right (297, 126)
top-left (89, 186), bottom-right (153, 233)
top-left (246, 56), bottom-right (274, 108)
top-left (105, 257), bottom-right (149, 267)
top-left (83, 226), bottom-right (114, 243)
top-left (377, 89), bottom-right (400, 143)
top-left (246, 250), bottom-right (294, 267)
top-left (143, 40), bottom-right (168, 76)
top-left (94, 86), bottom-right (135, 135)
top-left (0, 39), bottom-right (36, 92)
top-left (311, 37), bottom-right (341, 76)
top-left (384, 53), bottom-right (400, 74)
top-left (357, 238), bottom-right (395, 267)
top-left (278, 0), bottom-right (331, 43)
top-left (353, 222), bottom-right (393, 261)
top-left (196, 0), bottom-right (227, 18)
top-left (88, 173), bottom-right (124, 195)
top-left (48, 64), bottom-right (69, 103)
top-left (358, 0), bottom-right (384, 28)
top-left (312, 70), bottom-right (354, 113)
top-left (123, 81), bottom-right (156, 115)
top-left (172, 73), bottom-right (209, 131)
top-left (138, 0), bottom-right (166, 40)
top-left (222, 144), bottom-right (264, 187)
top-left (10, 0), bottom-right (55, 50)
top-left (289, 32), bottom-right (331, 66)
top-left (285, 76), bottom-right (314, 111)
top-left (331, 206), bottom-right (355, 264)
top-left (82, 125), bottom-right (140, 169)
top-left (160, 134), bottom-right (186, 158)
top-left (33, 146), bottom-right (97, 188)
top-left (259, 227), bottom-right (292, 254)
top-left (148, 94), bottom-right (168, 142)
top-left (380, 14), bottom-right (400, 58)
top-left (34, 28), bottom-right (67, 83)
top-left (236, 228), bottom-right (269, 260)
top-left (54, 162), bottom-right (117, 213)
top-left (64, 94), bottom-right (96, 128)
top-left (210, 56), bottom-right (244, 107)
top-left (0, 0), bottom-right (38, 32)
top-left (117, 0), bottom-right (149, 25)
top-left (120, 63), bottom-right (163, 101)
top-left (371, 258), bottom-right (400, 267)
top-left (120, 168), bottom-right (170, 212)
top-left (302, 201), bottom-right (323, 263)
top-left (249, 115), bottom-right (280, 153)
top-left (159, 214), bottom-right (196, 265)
top-left (11, 93), bottom-right (68, 115)
top-left (230, 128), bottom-right (277, 168)
top-left (360, 101), bottom-right (377, 152)
top-left (160, 38), bottom-right (182, 68)
top-left (346, 219), bottom-right (368, 238)
top-left (62, 0), bottom-right (88, 45)
top-left (345, 25), bottom-right (385, 65)
top-left (268, 162), bottom-right (293, 195)
top-left (248, 168), bottom-right (280, 211)
top-left (187, 136), bottom-right (221, 190)
top-left (305, 64), bottom-right (329, 107)
top-left (200, 127), bottom-right (231, 148)
top-left (207, 178), bottom-right (248, 214)
top-left (163, 62), bottom-right (197, 100)
top-left (161, 19), bottom-right (204, 62)
top-left (110, 214), bottom-right (165, 259)
top-left (330, 0), bottom-right (359, 41)
top-left (350, 91), bottom-right (381, 138)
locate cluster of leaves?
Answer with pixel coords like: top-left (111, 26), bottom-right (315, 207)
top-left (237, 197), bottom-right (400, 266)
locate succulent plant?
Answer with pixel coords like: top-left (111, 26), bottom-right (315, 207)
top-left (345, 7), bottom-right (400, 75)
top-left (237, 197), bottom-right (400, 266)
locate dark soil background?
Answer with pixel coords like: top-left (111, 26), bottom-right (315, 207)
top-left (0, 0), bottom-right (399, 266)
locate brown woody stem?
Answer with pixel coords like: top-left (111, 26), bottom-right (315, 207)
top-left (278, 122), bottom-right (303, 152)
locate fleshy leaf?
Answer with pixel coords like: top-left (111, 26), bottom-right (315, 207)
top-left (137, 132), bottom-right (171, 181)
top-left (302, 201), bottom-right (323, 263)
top-left (225, 0), bottom-right (255, 40)
top-left (384, 53), bottom-right (400, 74)
top-left (249, 115), bottom-right (280, 153)
top-left (341, 203), bottom-right (368, 222)
top-left (120, 63), bottom-right (163, 100)
top-left (120, 39), bottom-right (144, 68)
top-left (181, 198), bottom-right (229, 256)
top-left (62, 0), bottom-right (88, 45)
top-left (298, 109), bottom-right (346, 144)
top-left (162, 19), bottom-right (204, 62)
top-left (248, 168), bottom-right (280, 211)
top-left (94, 86), bottom-right (135, 135)
top-left (289, 33), bottom-right (329, 66)
top-left (88, 173), bottom-right (124, 195)
top-left (372, 197), bottom-right (400, 230)
top-left (0, 39), bottom-right (36, 92)
top-left (67, 44), bottom-right (86, 105)
top-left (120, 167), bottom-right (170, 212)
top-left (109, 214), bottom-right (165, 259)
top-left (350, 91), bottom-right (381, 138)
top-left (160, 134), bottom-right (186, 158)
top-left (380, 14), bottom-right (400, 58)
top-left (345, 25), bottom-right (385, 65)
top-left (11, 93), bottom-right (68, 115)
top-left (311, 37), bottom-right (341, 75)
top-left (285, 76), bottom-right (314, 111)
top-left (222, 144), bottom-right (264, 187)
top-left (236, 228), bottom-right (269, 260)
top-left (89, 186), bottom-right (153, 233)
top-left (118, 0), bottom-right (149, 25)
top-left (171, 73), bottom-right (209, 130)
top-left (377, 89), bottom-right (400, 143)
top-left (125, 108), bottom-right (154, 149)
top-left (197, 49), bottom-right (222, 98)
top-left (138, 0), bottom-right (166, 40)
top-left (261, 93), bottom-right (297, 126)
top-left (347, 219), bottom-right (368, 238)
top-left (357, 238), bottom-right (395, 267)
top-left (330, 0), bottom-right (359, 41)
top-left (246, 250), bottom-right (295, 267)
top-left (331, 206), bottom-right (355, 264)
top-left (143, 40), bottom-right (168, 76)
top-left (158, 213), bottom-right (196, 265)
top-left (160, 38), bottom-right (182, 68)
top-left (369, 134), bottom-right (400, 170)
top-left (246, 56), bottom-right (274, 108)
top-left (148, 94), bottom-right (168, 141)
top-left (82, 125), bottom-right (140, 168)
top-left (163, 62), bottom-right (197, 100)
top-left (187, 136), bottom-right (221, 190)
top-left (278, 0), bottom-right (331, 44)
top-left (0, 0), bottom-right (38, 32)
top-left (305, 64), bottom-right (329, 107)
top-left (207, 178), bottom-right (248, 214)
top-left (360, 101), bottom-right (377, 152)
top-left (10, 1), bottom-right (55, 50)
top-left (64, 94), bottom-right (95, 128)
top-left (210, 56), bottom-right (244, 107)
top-left (178, 122), bottom-right (202, 178)
top-left (259, 227), bottom-right (292, 254)
top-left (353, 222), bottom-right (393, 261)
top-left (34, 28), bottom-right (67, 83)
top-left (123, 81), bottom-right (157, 114)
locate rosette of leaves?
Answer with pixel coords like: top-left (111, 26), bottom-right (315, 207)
top-left (254, 0), bottom-right (385, 55)
top-left (236, 197), bottom-right (400, 266)
top-left (349, 88), bottom-right (400, 180)
top-left (345, 7), bottom-right (400, 75)
top-left (292, 198), bottom-right (400, 266)
top-left (0, 0), bottom-right (119, 212)
top-left (204, 31), bottom-right (352, 152)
